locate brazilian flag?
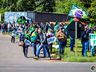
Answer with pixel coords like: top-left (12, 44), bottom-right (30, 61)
top-left (17, 16), bottom-right (27, 24)
top-left (68, 4), bottom-right (88, 19)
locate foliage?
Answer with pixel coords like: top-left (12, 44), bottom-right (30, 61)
top-left (88, 0), bottom-right (96, 19)
top-left (0, 0), bottom-right (84, 13)
top-left (42, 0), bottom-right (55, 12)
top-left (55, 0), bottom-right (84, 14)
top-left (0, 0), bottom-right (96, 21)
top-left (16, 0), bottom-right (36, 11)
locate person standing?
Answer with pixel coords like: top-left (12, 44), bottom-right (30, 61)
top-left (23, 38), bottom-right (31, 57)
top-left (56, 28), bottom-right (67, 60)
top-left (7, 23), bottom-right (11, 33)
top-left (81, 25), bottom-right (90, 56)
top-left (34, 28), bottom-right (51, 59)
top-left (19, 33), bottom-right (25, 45)
top-left (30, 28), bottom-right (38, 56)
top-left (11, 31), bottom-right (16, 43)
top-left (46, 28), bottom-right (54, 54)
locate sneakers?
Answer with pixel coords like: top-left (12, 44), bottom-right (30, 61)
top-left (34, 56), bottom-right (39, 60)
top-left (51, 54), bottom-right (57, 57)
top-left (24, 54), bottom-right (28, 58)
top-left (56, 56), bottom-right (61, 60)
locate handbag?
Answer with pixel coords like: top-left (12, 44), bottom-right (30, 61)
top-left (18, 41), bottom-right (24, 46)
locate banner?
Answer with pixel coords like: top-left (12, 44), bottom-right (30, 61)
top-left (52, 45), bottom-right (59, 49)
top-left (89, 33), bottom-right (96, 46)
top-left (68, 4), bottom-right (88, 18)
top-left (47, 36), bottom-right (57, 44)
top-left (5, 12), bottom-right (27, 23)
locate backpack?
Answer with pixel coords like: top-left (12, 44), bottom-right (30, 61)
top-left (56, 30), bottom-right (67, 42)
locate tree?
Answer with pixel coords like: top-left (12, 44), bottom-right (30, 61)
top-left (55, 0), bottom-right (84, 14)
top-left (16, 0), bottom-right (36, 11)
top-left (42, 0), bottom-right (55, 12)
top-left (88, 0), bottom-right (96, 19)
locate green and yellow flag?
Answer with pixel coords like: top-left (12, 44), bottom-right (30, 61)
top-left (17, 16), bottom-right (27, 24)
top-left (68, 4), bottom-right (88, 18)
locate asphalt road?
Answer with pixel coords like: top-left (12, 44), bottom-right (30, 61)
top-left (0, 33), bottom-right (96, 72)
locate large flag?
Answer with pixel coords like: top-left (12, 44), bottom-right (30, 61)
top-left (17, 16), bottom-right (27, 24)
top-left (68, 4), bottom-right (88, 18)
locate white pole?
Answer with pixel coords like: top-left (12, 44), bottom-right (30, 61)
top-left (75, 21), bottom-right (77, 53)
top-left (0, 14), bottom-right (1, 22)
top-left (75, 21), bottom-right (77, 39)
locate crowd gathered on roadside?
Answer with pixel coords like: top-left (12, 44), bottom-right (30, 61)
top-left (0, 19), bottom-right (96, 60)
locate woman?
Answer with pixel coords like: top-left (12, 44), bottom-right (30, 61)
top-left (56, 28), bottom-right (67, 60)
top-left (46, 28), bottom-right (54, 54)
top-left (34, 28), bottom-right (51, 59)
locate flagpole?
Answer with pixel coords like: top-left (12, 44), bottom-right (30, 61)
top-left (75, 20), bottom-right (77, 56)
top-left (75, 21), bottom-right (77, 40)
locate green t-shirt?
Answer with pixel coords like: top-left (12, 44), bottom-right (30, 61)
top-left (30, 31), bottom-right (38, 42)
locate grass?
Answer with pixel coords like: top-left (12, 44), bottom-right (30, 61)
top-left (52, 39), bottom-right (96, 62)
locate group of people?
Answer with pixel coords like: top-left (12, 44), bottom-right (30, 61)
top-left (0, 20), bottom-right (95, 60)
top-left (18, 22), bottom-right (67, 60)
top-left (0, 22), bottom-right (16, 33)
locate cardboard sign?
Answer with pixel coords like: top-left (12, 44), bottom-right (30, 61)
top-left (52, 45), bottom-right (59, 49)
top-left (47, 36), bottom-right (57, 44)
top-left (89, 33), bottom-right (96, 46)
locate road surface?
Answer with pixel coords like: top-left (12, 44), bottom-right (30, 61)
top-left (0, 33), bottom-right (96, 72)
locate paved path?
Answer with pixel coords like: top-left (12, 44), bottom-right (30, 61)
top-left (0, 33), bottom-right (96, 72)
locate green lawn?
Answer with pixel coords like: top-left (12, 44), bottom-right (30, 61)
top-left (52, 39), bottom-right (96, 62)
